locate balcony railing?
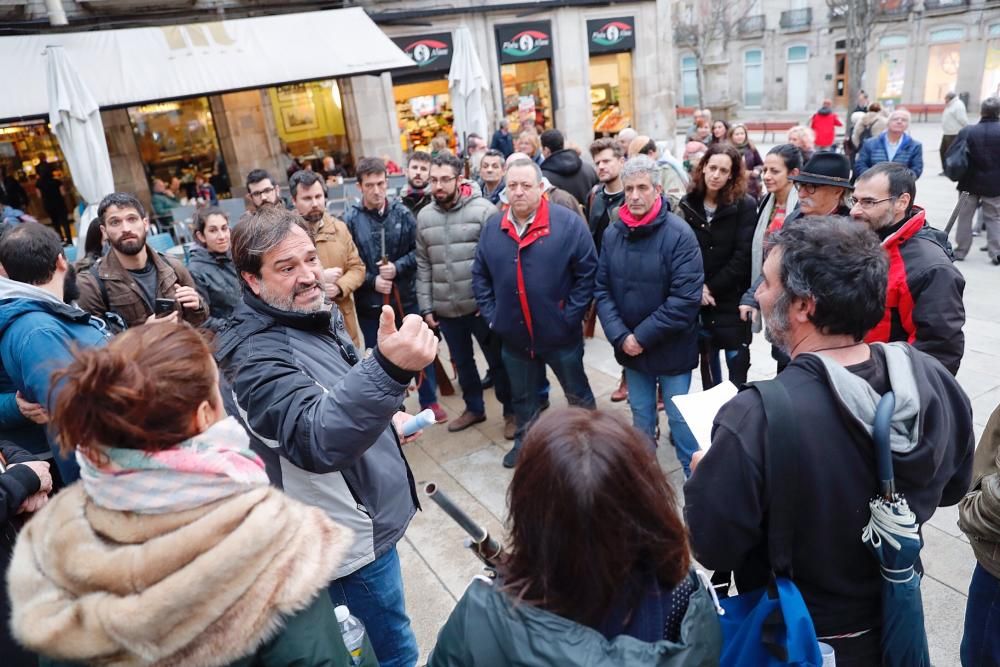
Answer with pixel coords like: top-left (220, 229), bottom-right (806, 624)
top-left (738, 14), bottom-right (766, 37)
top-left (923, 0), bottom-right (967, 10)
top-left (674, 24), bottom-right (698, 46)
top-left (780, 8), bottom-right (812, 31)
top-left (877, 0), bottom-right (913, 17)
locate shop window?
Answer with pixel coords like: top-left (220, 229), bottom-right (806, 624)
top-left (0, 120), bottom-right (78, 228)
top-left (924, 42), bottom-right (961, 103)
top-left (501, 61), bottom-right (554, 131)
top-left (393, 79), bottom-right (454, 154)
top-left (990, 24), bottom-right (1000, 37)
top-left (744, 50), bottom-right (764, 108)
top-left (879, 35), bottom-right (908, 48)
top-left (590, 52), bottom-right (634, 136)
top-left (982, 37), bottom-right (1000, 100)
top-left (128, 98), bottom-right (231, 200)
top-left (929, 28), bottom-right (965, 43)
top-left (877, 49), bottom-right (906, 104)
top-left (267, 79), bottom-right (352, 176)
top-left (681, 56), bottom-right (699, 107)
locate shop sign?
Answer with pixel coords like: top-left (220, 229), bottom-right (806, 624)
top-left (391, 33), bottom-right (454, 73)
top-left (497, 21), bottom-right (553, 63)
top-left (587, 17), bottom-right (636, 53)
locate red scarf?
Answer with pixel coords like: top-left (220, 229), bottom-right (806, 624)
top-left (618, 196), bottom-right (663, 228)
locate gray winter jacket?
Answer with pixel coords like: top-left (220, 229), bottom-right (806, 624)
top-left (215, 290), bottom-right (418, 580)
top-left (416, 183), bottom-right (498, 318)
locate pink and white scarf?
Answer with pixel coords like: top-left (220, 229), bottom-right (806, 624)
top-left (77, 416), bottom-right (268, 514)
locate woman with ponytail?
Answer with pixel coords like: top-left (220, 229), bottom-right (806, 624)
top-left (7, 323), bottom-right (372, 667)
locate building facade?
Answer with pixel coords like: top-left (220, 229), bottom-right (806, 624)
top-left (675, 0), bottom-right (1000, 117)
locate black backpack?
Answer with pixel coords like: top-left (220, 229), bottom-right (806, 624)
top-left (857, 121), bottom-right (874, 146)
top-left (943, 132), bottom-right (970, 182)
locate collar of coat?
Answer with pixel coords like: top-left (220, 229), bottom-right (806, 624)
top-left (97, 243), bottom-right (175, 284)
top-left (500, 196), bottom-right (552, 247)
top-left (878, 206), bottom-right (926, 249)
top-left (8, 485), bottom-right (350, 667)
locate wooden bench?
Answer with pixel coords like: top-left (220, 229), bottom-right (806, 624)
top-left (902, 103), bottom-right (946, 122)
top-left (743, 121), bottom-right (798, 143)
top-left (676, 106), bottom-right (696, 118)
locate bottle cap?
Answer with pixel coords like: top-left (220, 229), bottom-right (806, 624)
top-left (334, 605), bottom-right (350, 623)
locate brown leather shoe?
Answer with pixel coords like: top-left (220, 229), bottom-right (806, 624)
top-left (610, 375), bottom-right (628, 402)
top-left (503, 415), bottom-right (516, 440)
top-left (447, 410), bottom-right (486, 432)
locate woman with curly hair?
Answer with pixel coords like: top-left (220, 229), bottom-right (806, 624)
top-left (677, 143), bottom-right (757, 387)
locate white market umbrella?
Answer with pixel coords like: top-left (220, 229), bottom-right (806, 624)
top-left (46, 45), bottom-right (115, 251)
top-left (448, 27), bottom-right (489, 153)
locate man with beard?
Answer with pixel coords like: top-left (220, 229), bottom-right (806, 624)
top-left (215, 206), bottom-right (436, 667)
top-left (345, 157), bottom-right (446, 423)
top-left (245, 168), bottom-right (284, 212)
top-left (585, 138), bottom-right (626, 254)
top-left (399, 151), bottom-right (433, 216)
top-left (417, 153), bottom-right (512, 435)
top-left (685, 217), bottom-right (973, 663)
top-left (77, 193), bottom-right (205, 330)
top-left (0, 222), bottom-right (108, 483)
top-left (288, 170), bottom-right (366, 349)
top-left (851, 162), bottom-right (965, 374)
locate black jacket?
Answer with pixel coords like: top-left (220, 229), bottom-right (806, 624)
top-left (684, 345), bottom-right (974, 638)
top-left (595, 200), bottom-right (704, 377)
top-left (343, 200), bottom-right (419, 318)
top-left (541, 149), bottom-right (598, 207)
top-left (678, 194), bottom-right (756, 349)
top-left (957, 117), bottom-right (1000, 197)
top-left (1, 441), bottom-right (40, 667)
top-left (585, 184), bottom-right (626, 254)
top-left (489, 130), bottom-right (514, 158)
top-left (187, 245), bottom-right (241, 332)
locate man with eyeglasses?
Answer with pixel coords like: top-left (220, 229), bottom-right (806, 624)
top-left (345, 157), bottom-right (447, 423)
top-left (245, 169), bottom-right (283, 212)
top-left (851, 162), bottom-right (965, 374)
top-left (785, 153), bottom-right (854, 224)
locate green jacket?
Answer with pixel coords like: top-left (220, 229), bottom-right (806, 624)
top-left (427, 576), bottom-right (722, 666)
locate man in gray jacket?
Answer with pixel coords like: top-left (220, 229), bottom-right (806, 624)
top-left (417, 153), bottom-right (513, 435)
top-left (215, 206), bottom-right (437, 667)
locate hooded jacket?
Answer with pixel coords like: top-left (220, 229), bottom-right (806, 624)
top-left (854, 131), bottom-right (924, 179)
top-left (472, 197), bottom-right (598, 357)
top-left (540, 149), bottom-right (599, 206)
top-left (595, 199), bottom-right (704, 377)
top-left (685, 343), bottom-right (974, 638)
top-left (416, 182), bottom-right (498, 318)
top-left (0, 277), bottom-right (109, 482)
top-left (8, 482), bottom-right (366, 667)
top-left (959, 402), bottom-right (1000, 581)
top-left (428, 576), bottom-right (722, 666)
top-left (808, 106), bottom-right (843, 148)
top-left (215, 291), bottom-right (418, 580)
top-left (187, 245), bottom-right (241, 333)
top-left (343, 199), bottom-right (419, 319)
top-left (863, 207), bottom-right (965, 375)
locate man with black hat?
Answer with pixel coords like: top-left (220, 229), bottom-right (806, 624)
top-left (785, 152), bottom-right (854, 224)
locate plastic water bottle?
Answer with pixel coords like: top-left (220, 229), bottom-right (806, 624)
top-left (335, 605), bottom-right (365, 666)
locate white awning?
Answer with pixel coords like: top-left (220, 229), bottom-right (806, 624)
top-left (0, 7), bottom-right (415, 121)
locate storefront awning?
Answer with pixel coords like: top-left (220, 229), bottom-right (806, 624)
top-left (0, 7), bottom-right (415, 122)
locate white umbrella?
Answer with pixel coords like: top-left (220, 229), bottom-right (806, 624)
top-left (46, 45), bottom-right (115, 252)
top-left (448, 27), bottom-right (489, 154)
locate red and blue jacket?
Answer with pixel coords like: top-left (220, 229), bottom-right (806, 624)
top-left (472, 197), bottom-right (597, 357)
top-left (864, 207), bottom-right (965, 374)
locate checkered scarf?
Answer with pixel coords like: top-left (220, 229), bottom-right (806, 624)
top-left (77, 416), bottom-right (268, 514)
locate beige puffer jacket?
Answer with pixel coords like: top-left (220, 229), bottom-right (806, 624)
top-left (415, 183), bottom-right (498, 318)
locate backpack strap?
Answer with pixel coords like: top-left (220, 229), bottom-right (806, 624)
top-left (751, 379), bottom-right (798, 578)
top-left (89, 260), bottom-right (128, 333)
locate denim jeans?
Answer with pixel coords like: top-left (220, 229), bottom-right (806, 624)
top-left (328, 547), bottom-right (418, 667)
top-left (359, 315), bottom-right (438, 408)
top-left (961, 562), bottom-right (1000, 666)
top-left (502, 339), bottom-right (596, 447)
top-left (438, 313), bottom-right (511, 415)
top-left (624, 368), bottom-right (700, 477)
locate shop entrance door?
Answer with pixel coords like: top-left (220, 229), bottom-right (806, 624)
top-left (589, 52), bottom-right (633, 136)
top-left (786, 46), bottom-right (809, 112)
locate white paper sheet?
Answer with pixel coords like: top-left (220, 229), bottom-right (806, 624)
top-left (670, 381), bottom-right (739, 451)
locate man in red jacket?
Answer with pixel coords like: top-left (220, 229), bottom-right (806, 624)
top-left (851, 162), bottom-right (965, 374)
top-left (809, 99), bottom-right (843, 150)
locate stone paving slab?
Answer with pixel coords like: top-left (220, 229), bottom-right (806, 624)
top-left (396, 122), bottom-right (990, 665)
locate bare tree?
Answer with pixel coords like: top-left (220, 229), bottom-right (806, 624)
top-left (675, 0), bottom-right (758, 108)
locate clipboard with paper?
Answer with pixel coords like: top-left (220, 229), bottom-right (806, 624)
top-left (670, 381), bottom-right (738, 451)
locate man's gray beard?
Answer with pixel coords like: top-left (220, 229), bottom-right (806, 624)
top-left (259, 281), bottom-right (324, 314)
top-left (763, 289), bottom-right (793, 355)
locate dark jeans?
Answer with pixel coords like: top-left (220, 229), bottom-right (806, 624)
top-left (328, 547), bottom-right (418, 667)
top-left (359, 315), bottom-right (438, 408)
top-left (438, 313), bottom-right (510, 415)
top-left (962, 563), bottom-right (1000, 666)
top-left (502, 339), bottom-right (595, 447)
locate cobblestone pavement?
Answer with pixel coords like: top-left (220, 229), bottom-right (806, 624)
top-left (396, 122), bottom-right (992, 666)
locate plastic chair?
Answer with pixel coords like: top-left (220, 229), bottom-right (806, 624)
top-left (148, 232), bottom-right (175, 254)
top-left (63, 245), bottom-right (78, 262)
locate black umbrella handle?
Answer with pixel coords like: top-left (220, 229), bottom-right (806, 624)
top-left (874, 391), bottom-right (896, 499)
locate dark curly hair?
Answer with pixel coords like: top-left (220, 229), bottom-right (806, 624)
top-left (688, 142), bottom-right (747, 205)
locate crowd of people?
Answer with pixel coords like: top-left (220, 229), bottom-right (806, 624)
top-left (0, 96), bottom-right (995, 667)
